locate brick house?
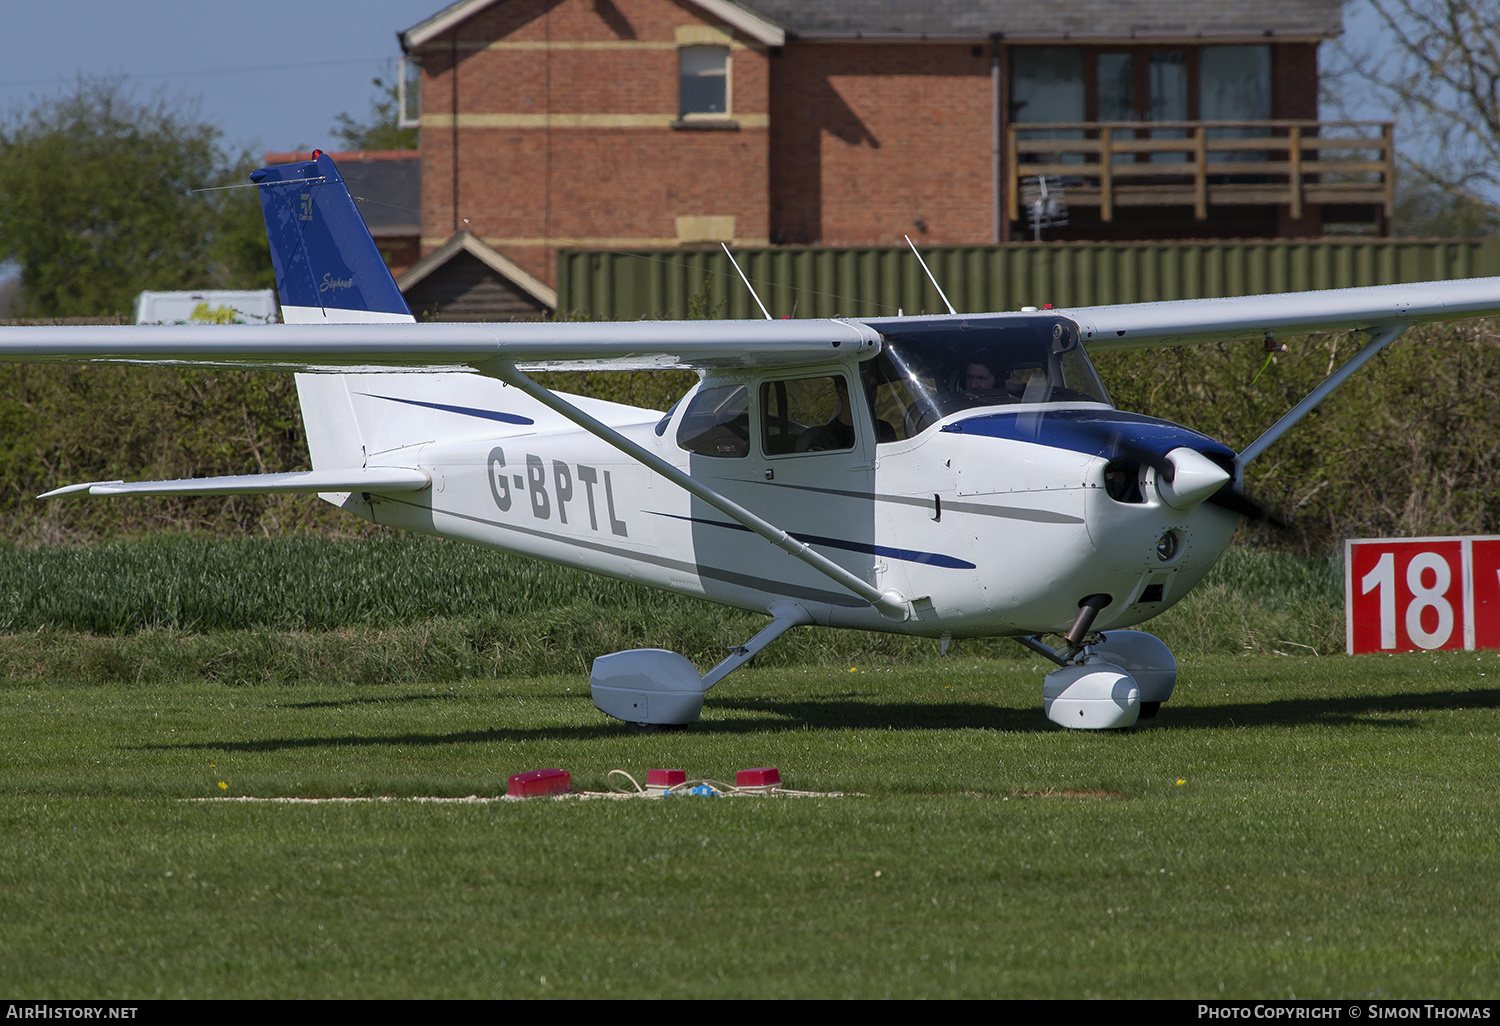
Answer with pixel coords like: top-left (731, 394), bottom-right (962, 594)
top-left (398, 0), bottom-right (1375, 307)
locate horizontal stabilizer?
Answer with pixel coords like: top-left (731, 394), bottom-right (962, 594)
top-left (39, 468), bottom-right (431, 499)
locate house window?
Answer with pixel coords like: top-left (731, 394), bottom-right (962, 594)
top-left (1201, 45), bottom-right (1272, 163)
top-left (1012, 47), bottom-right (1085, 125)
top-left (398, 54), bottom-right (421, 129)
top-left (1200, 45), bottom-right (1271, 121)
top-left (680, 45), bottom-right (729, 117)
top-left (1012, 46), bottom-right (1086, 165)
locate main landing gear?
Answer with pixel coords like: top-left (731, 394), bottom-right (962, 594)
top-left (589, 601), bottom-right (813, 728)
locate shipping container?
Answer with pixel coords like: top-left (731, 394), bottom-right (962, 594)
top-left (555, 238), bottom-right (1500, 321)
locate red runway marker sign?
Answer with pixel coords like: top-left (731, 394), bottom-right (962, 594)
top-left (1346, 536), bottom-right (1500, 654)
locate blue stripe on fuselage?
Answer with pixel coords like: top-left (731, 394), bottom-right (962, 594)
top-left (357, 393), bottom-right (535, 426)
top-left (942, 409), bottom-right (1236, 463)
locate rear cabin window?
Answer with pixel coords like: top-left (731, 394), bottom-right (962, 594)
top-left (760, 375), bottom-right (857, 455)
top-left (676, 384), bottom-right (749, 457)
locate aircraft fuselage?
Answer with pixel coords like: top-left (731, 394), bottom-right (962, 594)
top-left (343, 376), bottom-right (1238, 640)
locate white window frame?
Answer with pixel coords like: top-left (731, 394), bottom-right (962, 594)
top-left (397, 54), bottom-right (422, 129)
top-left (678, 44), bottom-right (732, 121)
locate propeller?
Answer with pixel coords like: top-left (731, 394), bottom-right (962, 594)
top-left (1107, 437), bottom-right (1289, 529)
top-left (1205, 480), bottom-right (1288, 529)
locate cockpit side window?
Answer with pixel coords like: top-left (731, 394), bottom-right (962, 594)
top-left (676, 384), bottom-right (750, 458)
top-left (862, 355), bottom-right (930, 442)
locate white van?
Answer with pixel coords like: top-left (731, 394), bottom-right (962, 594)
top-left (133, 290), bottom-right (280, 325)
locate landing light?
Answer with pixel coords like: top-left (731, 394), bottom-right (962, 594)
top-left (1156, 531), bottom-right (1181, 562)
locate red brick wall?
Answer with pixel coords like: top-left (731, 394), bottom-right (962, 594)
top-left (415, 0), bottom-right (772, 285)
top-left (411, 2), bottom-right (1336, 280)
top-left (378, 238), bottom-right (420, 278)
top-left (770, 42), bottom-right (994, 247)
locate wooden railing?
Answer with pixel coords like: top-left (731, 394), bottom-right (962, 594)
top-left (1005, 120), bottom-right (1394, 224)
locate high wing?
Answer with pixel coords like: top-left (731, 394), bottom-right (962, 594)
top-left (0, 148), bottom-right (1496, 371)
top-left (0, 318), bottom-right (880, 373)
top-left (864, 275), bottom-right (1500, 352)
top-left (1072, 277), bottom-right (1500, 350)
top-left (3, 276), bottom-right (1498, 370)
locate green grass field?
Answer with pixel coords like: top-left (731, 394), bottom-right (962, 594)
top-left (3, 656), bottom-right (1499, 997)
top-left (1, 538), bottom-right (1496, 998)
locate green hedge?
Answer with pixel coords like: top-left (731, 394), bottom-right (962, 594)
top-left (1, 319), bottom-right (1495, 550)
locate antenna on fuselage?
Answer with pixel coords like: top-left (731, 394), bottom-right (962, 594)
top-left (904, 235), bottom-right (957, 316)
top-left (721, 243), bottom-right (773, 320)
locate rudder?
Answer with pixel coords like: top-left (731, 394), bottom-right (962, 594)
top-left (250, 151), bottom-right (414, 325)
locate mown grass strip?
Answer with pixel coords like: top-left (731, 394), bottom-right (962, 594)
top-left (0, 652), bottom-right (1497, 997)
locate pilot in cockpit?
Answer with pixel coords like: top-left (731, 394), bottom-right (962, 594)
top-left (960, 352), bottom-right (1050, 402)
top-left (962, 359), bottom-right (999, 392)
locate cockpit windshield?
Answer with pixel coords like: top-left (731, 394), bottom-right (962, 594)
top-left (860, 315), bottom-right (1111, 442)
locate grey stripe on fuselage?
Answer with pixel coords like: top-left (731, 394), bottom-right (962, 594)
top-left (379, 494), bottom-right (867, 607)
top-left (759, 481), bottom-right (1084, 525)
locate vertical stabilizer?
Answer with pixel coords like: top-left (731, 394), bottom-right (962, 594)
top-left (250, 152), bottom-right (414, 325)
top-left (251, 151), bottom-right (416, 475)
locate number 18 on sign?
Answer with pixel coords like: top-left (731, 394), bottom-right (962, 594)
top-left (1346, 536), bottom-right (1500, 654)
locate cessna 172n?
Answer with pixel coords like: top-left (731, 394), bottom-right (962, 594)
top-left (3, 152), bottom-right (1499, 730)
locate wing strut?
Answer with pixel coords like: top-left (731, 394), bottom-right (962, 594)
top-left (1240, 323), bottom-right (1409, 465)
top-left (482, 361), bottom-right (911, 621)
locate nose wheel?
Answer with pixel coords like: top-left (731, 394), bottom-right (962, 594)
top-left (1021, 630), bottom-right (1177, 730)
top-left (1042, 659), bottom-right (1141, 728)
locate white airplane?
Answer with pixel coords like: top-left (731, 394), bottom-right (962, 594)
top-left (4, 152), bottom-right (1499, 730)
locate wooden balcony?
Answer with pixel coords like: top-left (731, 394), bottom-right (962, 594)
top-left (1005, 120), bottom-right (1394, 226)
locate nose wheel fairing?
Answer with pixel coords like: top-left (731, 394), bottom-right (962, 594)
top-left (1035, 630), bottom-right (1178, 730)
top-left (1043, 659), bottom-right (1141, 729)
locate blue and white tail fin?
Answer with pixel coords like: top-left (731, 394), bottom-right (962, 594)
top-left (253, 151), bottom-right (416, 476)
top-left (250, 152), bottom-right (610, 486)
top-left (251, 151), bottom-right (415, 325)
